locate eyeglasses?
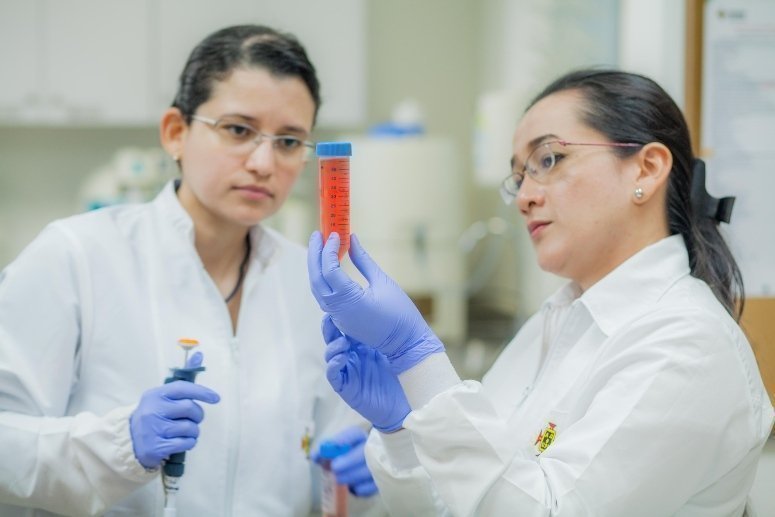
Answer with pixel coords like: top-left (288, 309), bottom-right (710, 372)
top-left (500, 140), bottom-right (643, 205)
top-left (190, 114), bottom-right (315, 164)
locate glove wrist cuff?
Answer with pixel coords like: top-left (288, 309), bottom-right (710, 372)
top-left (373, 421), bottom-right (405, 433)
top-left (387, 330), bottom-right (445, 374)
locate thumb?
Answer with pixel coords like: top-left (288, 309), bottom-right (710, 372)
top-left (320, 233), bottom-right (362, 295)
top-left (186, 351), bottom-right (204, 369)
top-left (348, 234), bottom-right (385, 285)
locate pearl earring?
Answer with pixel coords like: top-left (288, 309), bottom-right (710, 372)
top-left (634, 187), bottom-right (644, 199)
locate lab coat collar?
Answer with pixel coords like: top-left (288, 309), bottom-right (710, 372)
top-left (543, 282), bottom-right (583, 310)
top-left (578, 234), bottom-right (690, 336)
top-left (155, 180), bottom-right (195, 243)
top-left (152, 180), bottom-right (281, 272)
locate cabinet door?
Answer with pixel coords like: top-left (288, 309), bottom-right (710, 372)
top-left (44, 0), bottom-right (153, 124)
top-left (0, 1), bottom-right (40, 121)
top-left (155, 0), bottom-right (365, 128)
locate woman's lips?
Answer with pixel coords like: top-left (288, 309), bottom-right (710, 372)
top-left (527, 221), bottom-right (550, 238)
top-left (235, 185), bottom-right (272, 200)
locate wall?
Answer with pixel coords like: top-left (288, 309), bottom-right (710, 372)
top-left (619, 0), bottom-right (686, 106)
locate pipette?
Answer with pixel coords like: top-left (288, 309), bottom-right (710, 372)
top-left (177, 338), bottom-right (199, 368)
top-left (162, 338), bottom-right (205, 517)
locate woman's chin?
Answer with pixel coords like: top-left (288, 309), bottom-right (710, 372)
top-left (535, 251), bottom-right (565, 277)
top-left (229, 206), bottom-right (276, 227)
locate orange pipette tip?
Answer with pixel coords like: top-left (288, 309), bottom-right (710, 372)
top-left (177, 338), bottom-right (200, 347)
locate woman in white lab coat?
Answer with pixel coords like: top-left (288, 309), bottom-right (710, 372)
top-left (0, 25), bottom-right (375, 516)
top-left (307, 69), bottom-right (774, 516)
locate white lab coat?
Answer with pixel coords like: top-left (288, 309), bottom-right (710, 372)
top-left (0, 181), bottom-right (363, 516)
top-left (366, 235), bottom-right (774, 517)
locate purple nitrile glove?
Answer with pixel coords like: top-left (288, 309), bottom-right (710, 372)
top-left (129, 352), bottom-right (220, 469)
top-left (307, 231), bottom-right (445, 374)
top-left (323, 315), bottom-right (410, 432)
top-left (311, 426), bottom-right (377, 497)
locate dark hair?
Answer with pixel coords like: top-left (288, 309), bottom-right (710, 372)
top-left (528, 69), bottom-right (744, 319)
top-left (172, 24), bottom-right (321, 125)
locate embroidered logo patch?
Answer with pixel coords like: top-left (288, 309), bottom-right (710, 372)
top-left (534, 422), bottom-right (557, 455)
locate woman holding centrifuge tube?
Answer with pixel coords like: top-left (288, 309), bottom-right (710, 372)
top-left (308, 69), bottom-right (773, 515)
top-left (0, 25), bottom-right (381, 516)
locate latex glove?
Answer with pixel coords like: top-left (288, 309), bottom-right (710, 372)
top-left (129, 352), bottom-right (220, 469)
top-left (312, 426), bottom-right (378, 497)
top-left (308, 231), bottom-right (444, 373)
top-left (323, 316), bottom-right (410, 432)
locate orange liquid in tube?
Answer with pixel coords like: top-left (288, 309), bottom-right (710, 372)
top-left (317, 142), bottom-right (352, 260)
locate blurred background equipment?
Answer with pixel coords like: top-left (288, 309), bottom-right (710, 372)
top-left (78, 147), bottom-right (177, 210)
top-left (346, 131), bottom-right (467, 346)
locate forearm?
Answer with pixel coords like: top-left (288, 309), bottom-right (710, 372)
top-left (367, 383), bottom-right (561, 517)
top-left (0, 405), bottom-right (157, 516)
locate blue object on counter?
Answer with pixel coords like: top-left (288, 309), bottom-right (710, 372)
top-left (368, 122), bottom-right (424, 137)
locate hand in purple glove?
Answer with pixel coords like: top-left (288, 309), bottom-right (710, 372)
top-left (312, 426), bottom-right (378, 497)
top-left (323, 316), bottom-right (410, 432)
top-left (129, 352), bottom-right (220, 469)
top-left (307, 231), bottom-right (444, 374)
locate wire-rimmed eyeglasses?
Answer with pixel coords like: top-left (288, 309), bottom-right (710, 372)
top-left (500, 140), bottom-right (643, 205)
top-left (190, 114), bottom-right (315, 164)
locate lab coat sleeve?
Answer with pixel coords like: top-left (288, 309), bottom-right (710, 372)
top-left (366, 429), bottom-right (453, 517)
top-left (365, 309), bottom-right (770, 516)
top-left (0, 224), bottom-right (156, 516)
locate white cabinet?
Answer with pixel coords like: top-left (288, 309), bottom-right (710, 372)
top-left (0, 1), bottom-right (41, 120)
top-left (0, 0), bottom-right (365, 127)
top-left (44, 0), bottom-right (152, 124)
top-left (0, 0), bottom-right (152, 125)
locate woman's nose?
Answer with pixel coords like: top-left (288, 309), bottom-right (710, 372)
top-left (516, 175), bottom-right (544, 214)
top-left (244, 140), bottom-right (276, 176)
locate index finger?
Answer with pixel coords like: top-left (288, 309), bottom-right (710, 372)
top-left (161, 381), bottom-right (220, 404)
top-left (321, 315), bottom-right (342, 344)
